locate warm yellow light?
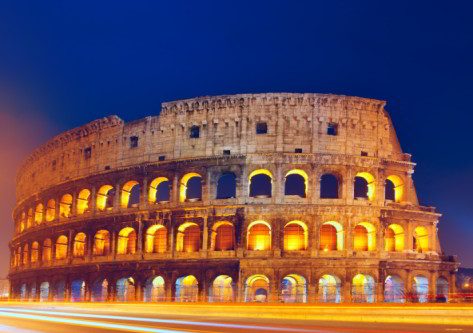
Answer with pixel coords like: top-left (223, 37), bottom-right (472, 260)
top-left (180, 173), bottom-right (202, 202)
top-left (285, 169), bottom-right (309, 196)
top-left (323, 247), bottom-right (328, 252)
top-left (465, 283), bottom-right (469, 287)
top-left (356, 172), bottom-right (376, 201)
top-left (387, 175), bottom-right (404, 202)
top-left (149, 177), bottom-right (168, 203)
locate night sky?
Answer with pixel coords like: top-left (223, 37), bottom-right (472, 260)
top-left (1, 1), bottom-right (473, 278)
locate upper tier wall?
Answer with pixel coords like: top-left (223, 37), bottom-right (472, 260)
top-left (16, 93), bottom-right (403, 202)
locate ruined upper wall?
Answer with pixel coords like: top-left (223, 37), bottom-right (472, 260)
top-left (16, 93), bottom-right (405, 202)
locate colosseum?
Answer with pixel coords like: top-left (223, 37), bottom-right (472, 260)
top-left (8, 93), bottom-right (459, 304)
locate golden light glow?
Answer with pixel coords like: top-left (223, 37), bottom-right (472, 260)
top-left (35, 203), bottom-right (43, 224)
top-left (59, 194), bottom-right (73, 218)
top-left (283, 221), bottom-right (308, 251)
top-left (93, 230), bottom-right (110, 256)
top-left (211, 221), bottom-right (234, 251)
top-left (55, 235), bottom-right (68, 259)
top-left (385, 224), bottom-right (404, 252)
top-left (180, 173), bottom-right (202, 203)
top-left (247, 221), bottom-right (271, 251)
top-left (96, 185), bottom-right (113, 211)
top-left (176, 222), bottom-right (200, 252)
top-left (355, 172), bottom-right (376, 201)
top-left (414, 226), bottom-right (429, 253)
top-left (320, 221), bottom-right (344, 251)
top-left (121, 181), bottom-right (139, 209)
top-left (386, 175), bottom-right (404, 202)
top-left (22, 244), bottom-right (28, 265)
top-left (245, 274), bottom-right (269, 302)
top-left (117, 227), bottom-right (136, 255)
top-left (212, 275), bottom-right (233, 302)
top-left (31, 242), bottom-right (39, 263)
top-left (249, 169), bottom-right (273, 181)
top-left (46, 199), bottom-right (56, 222)
top-left (42, 239), bottom-right (52, 261)
top-left (145, 225), bottom-right (167, 253)
top-left (148, 177), bottom-right (168, 203)
top-left (285, 169), bottom-right (309, 196)
top-left (73, 232), bottom-right (86, 257)
top-left (354, 223), bottom-right (376, 251)
top-left (176, 275), bottom-right (198, 302)
top-left (77, 189), bottom-right (91, 215)
top-left (27, 208), bottom-right (33, 229)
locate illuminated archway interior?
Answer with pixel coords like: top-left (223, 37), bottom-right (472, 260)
top-left (116, 277), bottom-right (135, 302)
top-left (413, 276), bottom-right (429, 303)
top-left (283, 221), bottom-right (308, 251)
top-left (249, 169), bottom-right (272, 197)
top-left (211, 222), bottom-right (234, 251)
top-left (149, 177), bottom-right (169, 203)
top-left (97, 185), bottom-right (114, 211)
top-left (281, 274), bottom-right (307, 303)
top-left (385, 224), bottom-right (404, 252)
top-left (93, 230), bottom-right (110, 256)
top-left (386, 175), bottom-right (404, 202)
top-left (176, 275), bottom-right (198, 302)
top-left (144, 276), bottom-right (165, 302)
top-left (59, 194), bottom-right (73, 218)
top-left (91, 279), bottom-right (108, 302)
top-left (384, 275), bottom-right (404, 303)
top-left (354, 172), bottom-right (375, 200)
top-left (55, 235), bottom-right (68, 259)
top-left (284, 169), bottom-right (308, 198)
top-left (320, 221), bottom-right (344, 251)
top-left (73, 232), bottom-right (87, 257)
top-left (145, 225), bottom-right (167, 253)
top-left (180, 173), bottom-right (202, 202)
top-left (414, 227), bottom-right (429, 253)
top-left (176, 223), bottom-right (200, 252)
top-left (210, 275), bottom-right (233, 302)
top-left (46, 199), bottom-right (56, 222)
top-left (247, 221), bottom-right (271, 251)
top-left (319, 274), bottom-right (341, 303)
top-left (117, 227), bottom-right (136, 255)
top-left (245, 274), bottom-right (269, 302)
top-left (354, 223), bottom-right (376, 251)
top-left (121, 181), bottom-right (140, 208)
top-left (77, 189), bottom-right (91, 214)
top-left (352, 274), bottom-right (375, 303)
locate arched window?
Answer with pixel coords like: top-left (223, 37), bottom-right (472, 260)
top-left (73, 233), bottom-right (87, 257)
top-left (39, 282), bottom-right (49, 302)
top-left (244, 275), bottom-right (269, 302)
top-left (352, 274), bottom-right (376, 303)
top-left (384, 275), bottom-right (404, 303)
top-left (144, 276), bottom-right (165, 302)
top-left (22, 244), bottom-right (28, 265)
top-left (42, 239), bottom-right (52, 261)
top-left (436, 277), bottom-right (449, 303)
top-left (31, 242), bottom-right (39, 263)
top-left (283, 221), bottom-right (307, 251)
top-left (180, 173), bottom-right (202, 202)
top-left (247, 221), bottom-right (271, 251)
top-left (149, 177), bottom-right (169, 203)
top-left (414, 227), bottom-right (429, 253)
top-left (319, 275), bottom-right (342, 303)
top-left (320, 221), bottom-right (344, 251)
top-left (211, 275), bottom-right (233, 302)
top-left (176, 275), bottom-right (198, 302)
top-left (54, 280), bottom-right (66, 302)
top-left (121, 181), bottom-right (140, 208)
top-left (55, 235), bottom-right (68, 259)
top-left (71, 280), bottom-right (86, 302)
top-left (16, 247), bottom-right (21, 266)
top-left (216, 173), bottom-right (236, 199)
top-left (320, 174), bottom-right (339, 199)
top-left (20, 212), bottom-right (26, 232)
top-left (96, 185), bottom-right (115, 211)
top-left (249, 169), bottom-right (272, 197)
top-left (281, 274), bottom-right (307, 303)
top-left (91, 279), bottom-right (108, 302)
top-left (27, 208), bottom-right (33, 229)
top-left (117, 228), bottom-right (136, 255)
top-left (35, 204), bottom-right (43, 224)
top-left (77, 189), bottom-right (91, 214)
top-left (354, 172), bottom-right (375, 201)
top-left (116, 277), bottom-right (135, 302)
top-left (385, 179), bottom-right (395, 201)
top-left (145, 225), bottom-right (167, 253)
top-left (212, 222), bottom-right (234, 251)
top-left (284, 170), bottom-right (308, 198)
top-left (93, 230), bottom-right (110, 256)
top-left (385, 224), bottom-right (404, 252)
top-left (176, 223), bottom-right (200, 252)
top-left (354, 223), bottom-right (376, 251)
top-left (59, 194), bottom-right (73, 218)
top-left (46, 199), bottom-right (56, 221)
top-left (412, 276), bottom-right (429, 303)
top-left (385, 175), bottom-right (404, 202)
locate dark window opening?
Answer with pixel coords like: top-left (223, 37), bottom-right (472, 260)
top-left (128, 185), bottom-right (141, 208)
top-left (256, 122), bottom-right (268, 134)
top-left (157, 181), bottom-right (169, 202)
top-left (217, 173), bottom-right (236, 199)
top-left (361, 151), bottom-right (368, 157)
top-left (52, 160), bottom-right (56, 171)
top-left (189, 126), bottom-right (200, 139)
top-left (327, 123), bottom-right (337, 136)
top-left (130, 136), bottom-right (139, 148)
top-left (284, 174), bottom-right (306, 197)
top-left (186, 177), bottom-right (202, 200)
top-left (104, 166), bottom-right (110, 170)
top-left (158, 156), bottom-right (166, 161)
top-left (249, 174), bottom-right (272, 197)
top-left (385, 179), bottom-right (395, 201)
top-left (223, 150), bottom-right (231, 155)
top-left (106, 189), bottom-right (116, 208)
top-left (84, 147), bottom-right (92, 160)
top-left (294, 148), bottom-right (303, 153)
top-left (354, 177), bottom-right (369, 199)
top-left (320, 174), bottom-right (339, 199)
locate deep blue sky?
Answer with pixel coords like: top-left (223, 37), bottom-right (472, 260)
top-left (1, 1), bottom-right (473, 277)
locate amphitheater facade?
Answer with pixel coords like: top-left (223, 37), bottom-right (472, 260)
top-left (9, 93), bottom-right (458, 303)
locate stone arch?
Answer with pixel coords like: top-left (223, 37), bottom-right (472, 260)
top-left (211, 221), bottom-right (234, 251)
top-left (385, 175), bottom-right (404, 202)
top-left (320, 221), bottom-right (344, 251)
top-left (284, 169), bottom-right (308, 198)
top-left (210, 275), bottom-right (234, 302)
top-left (39, 281), bottom-right (49, 302)
top-left (27, 208), bottom-right (33, 229)
top-left (53, 279), bottom-right (66, 301)
top-left (97, 185), bottom-right (115, 211)
top-left (73, 232), bottom-right (87, 257)
top-left (385, 224), bottom-right (404, 252)
top-left (77, 189), bottom-right (91, 214)
top-left (176, 223), bottom-right (200, 252)
top-left (31, 241), bottom-right (39, 263)
top-left (180, 173), bottom-right (202, 202)
top-left (320, 174), bottom-right (340, 199)
top-left (121, 181), bottom-right (140, 209)
top-left (384, 275), bottom-right (404, 303)
top-left (71, 279), bottom-right (86, 302)
top-left (59, 194), bottom-right (73, 218)
top-left (244, 274), bottom-right (269, 302)
top-left (149, 177), bottom-right (169, 203)
top-left (216, 172), bottom-right (237, 199)
top-left (283, 221), bottom-right (308, 251)
top-left (354, 172), bottom-right (376, 201)
top-left (55, 235), bottom-right (68, 259)
top-left (412, 275), bottom-right (429, 303)
top-left (319, 274), bottom-right (342, 303)
top-left (22, 244), bottom-right (28, 265)
top-left (46, 199), bottom-right (56, 222)
top-left (144, 276), bottom-right (165, 302)
top-left (281, 274), bottom-right (307, 303)
top-left (35, 203), bottom-right (43, 224)
top-left (145, 225), bottom-right (167, 253)
top-left (116, 277), bottom-right (135, 302)
top-left (20, 212), bottom-right (26, 232)
top-left (247, 221), bottom-right (271, 251)
top-left (414, 227), bottom-right (429, 253)
top-left (352, 274), bottom-right (376, 303)
top-left (175, 275), bottom-right (198, 302)
top-left (117, 227), bottom-right (137, 255)
top-left (42, 239), bottom-right (52, 261)
top-left (20, 283), bottom-right (27, 301)
top-left (436, 276), bottom-right (449, 302)
top-left (91, 278), bottom-right (109, 302)
top-left (354, 223), bottom-right (376, 251)
top-left (249, 169), bottom-right (272, 198)
top-left (93, 230), bottom-right (110, 256)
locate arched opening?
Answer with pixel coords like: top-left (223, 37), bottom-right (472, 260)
top-left (249, 169), bottom-right (272, 198)
top-left (176, 223), bottom-right (200, 252)
top-left (20, 283), bottom-right (27, 301)
top-left (414, 227), bottom-right (429, 253)
top-left (35, 204), bottom-right (43, 224)
top-left (71, 280), bottom-right (86, 302)
top-left (29, 283), bottom-right (37, 302)
top-left (73, 233), bottom-right (87, 257)
top-left (93, 230), bottom-right (110, 256)
top-left (247, 221), bottom-right (271, 251)
top-left (354, 172), bottom-right (375, 201)
top-left (27, 208), bottom-right (33, 229)
top-left (121, 181), bottom-right (140, 208)
top-left (22, 244), bottom-right (28, 265)
top-left (281, 274), bottom-right (307, 303)
top-left (55, 235), bottom-right (68, 259)
top-left (42, 239), bottom-right (52, 261)
top-left (384, 275), bottom-right (404, 303)
top-left (149, 177), bottom-right (169, 203)
top-left (91, 279), bottom-right (108, 302)
top-left (31, 242), bottom-right (39, 263)
top-left (175, 275), bottom-right (198, 302)
top-left (144, 276), bottom-right (165, 302)
top-left (20, 212), bottom-right (25, 232)
top-left (320, 222), bottom-right (344, 251)
top-left (39, 282), bottom-right (49, 302)
top-left (412, 276), bottom-right (429, 303)
top-left (16, 247), bottom-right (21, 266)
top-left (180, 173), bottom-right (202, 202)
top-left (283, 221), bottom-right (308, 251)
top-left (117, 228), bottom-right (136, 255)
top-left (46, 199), bottom-right (56, 221)
top-left (385, 224), bottom-right (404, 252)
top-left (145, 225), bottom-right (167, 254)
top-left (77, 189), bottom-right (91, 214)
top-left (59, 194), bottom-right (73, 218)
top-left (210, 275), bottom-right (233, 302)
top-left (216, 173), bottom-right (237, 199)
top-left (385, 175), bottom-right (404, 202)
top-left (352, 274), bottom-right (376, 303)
top-left (284, 170), bottom-right (308, 198)
top-left (320, 174), bottom-right (339, 199)
top-left (244, 275), bottom-right (269, 302)
top-left (97, 185), bottom-right (115, 211)
top-left (319, 275), bottom-right (342, 303)
top-left (212, 222), bottom-right (234, 251)
top-left (116, 277), bottom-right (135, 302)
top-left (354, 223), bottom-right (376, 251)
top-left (53, 280), bottom-right (65, 302)
top-left (436, 277), bottom-right (449, 303)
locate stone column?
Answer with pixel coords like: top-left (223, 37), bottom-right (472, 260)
top-left (269, 270), bottom-right (280, 303)
top-left (308, 277), bottom-right (318, 303)
top-left (55, 198), bottom-right (60, 221)
top-left (198, 277), bottom-right (207, 302)
top-left (71, 192), bottom-right (77, 217)
top-left (8, 283), bottom-right (13, 301)
top-left (114, 183), bottom-right (120, 212)
top-left (68, 230), bottom-right (74, 260)
top-left (429, 271), bottom-right (438, 302)
top-left (430, 224), bottom-right (437, 253)
top-left (135, 280), bottom-right (143, 302)
top-left (275, 164), bottom-right (283, 204)
top-left (87, 231), bottom-right (93, 261)
top-left (109, 280), bottom-right (116, 302)
top-left (137, 217), bottom-right (143, 256)
top-left (201, 216), bottom-right (208, 252)
top-left (376, 227), bottom-right (384, 253)
top-left (406, 270), bottom-right (413, 295)
top-left (140, 177), bottom-right (148, 210)
top-left (35, 281), bottom-right (41, 301)
top-left (165, 276), bottom-right (173, 302)
top-left (91, 186), bottom-right (97, 215)
top-left (376, 281), bottom-right (385, 303)
top-left (172, 174), bottom-right (179, 205)
top-left (346, 221), bottom-right (353, 251)
top-left (344, 279), bottom-right (352, 303)
top-left (111, 230), bottom-right (117, 260)
top-left (202, 169), bottom-right (211, 205)
top-left (405, 221), bottom-right (413, 252)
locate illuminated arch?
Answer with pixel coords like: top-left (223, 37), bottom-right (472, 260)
top-left (385, 224), bottom-right (404, 252)
top-left (20, 212), bottom-right (26, 232)
top-left (320, 221), bottom-right (344, 251)
top-left (148, 177), bottom-right (169, 203)
top-left (384, 275), bottom-right (404, 303)
top-left (39, 282), bottom-right (49, 302)
top-left (93, 230), bottom-right (110, 256)
top-left (247, 221), bottom-right (271, 251)
top-left (249, 169), bottom-right (272, 197)
top-left (414, 227), bottom-right (429, 253)
top-left (91, 279), bottom-right (108, 302)
top-left (27, 208), bottom-right (33, 229)
top-left (386, 175), bottom-right (404, 202)
top-left (121, 181), bottom-right (140, 209)
top-left (283, 221), bottom-right (308, 251)
top-left (22, 244), bottom-right (28, 265)
top-left (59, 194), bottom-right (73, 218)
top-left (413, 275), bottom-right (429, 303)
top-left (436, 277), bottom-right (449, 302)
top-left (42, 239), bottom-right (52, 261)
top-left (210, 275), bottom-right (234, 302)
top-left (354, 172), bottom-right (376, 201)
top-left (319, 274), bottom-right (342, 303)
top-left (281, 274), bottom-right (307, 303)
top-left (144, 276), bottom-right (165, 302)
top-left (145, 225), bottom-right (167, 253)
top-left (176, 223), bottom-right (200, 252)
top-left (352, 274), bottom-right (376, 303)
top-left (76, 189), bottom-right (91, 215)
top-left (180, 173), bottom-right (202, 202)
top-left (46, 199), bottom-right (56, 222)
top-left (117, 227), bottom-right (137, 255)
top-left (71, 279), bottom-right (86, 302)
top-left (55, 235), bottom-right (68, 259)
top-left (175, 275), bottom-right (198, 302)
top-left (244, 274), bottom-right (269, 302)
top-left (285, 169), bottom-right (308, 197)
top-left (354, 223), bottom-right (376, 251)
top-left (73, 232), bottom-right (87, 257)
top-left (31, 242), bottom-right (39, 263)
top-left (211, 221), bottom-right (234, 251)
top-left (116, 277), bottom-right (136, 302)
top-left (96, 185), bottom-right (114, 211)
top-left (35, 204), bottom-right (43, 224)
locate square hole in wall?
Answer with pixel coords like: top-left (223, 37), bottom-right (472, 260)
top-left (361, 151), bottom-right (368, 157)
top-left (256, 122), bottom-right (268, 134)
top-left (159, 156), bottom-right (166, 161)
top-left (84, 147), bottom-right (92, 160)
top-left (327, 123), bottom-right (337, 136)
top-left (223, 150), bottom-right (231, 155)
top-left (189, 126), bottom-right (200, 138)
top-left (295, 148), bottom-right (303, 153)
top-left (130, 136), bottom-right (139, 148)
